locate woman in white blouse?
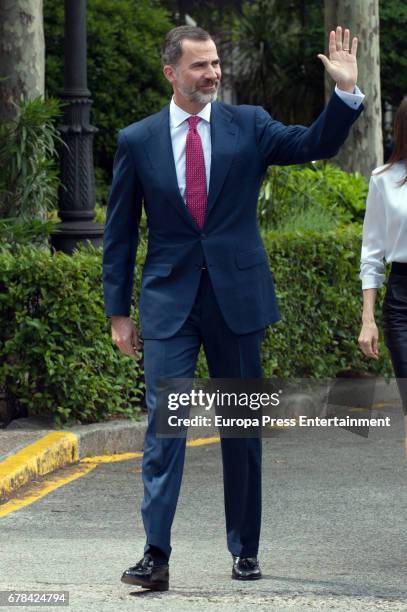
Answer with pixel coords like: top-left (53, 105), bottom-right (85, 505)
top-left (358, 97), bottom-right (407, 419)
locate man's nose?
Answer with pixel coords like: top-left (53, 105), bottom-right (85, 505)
top-left (205, 66), bottom-right (219, 81)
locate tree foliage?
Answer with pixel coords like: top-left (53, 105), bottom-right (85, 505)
top-left (44, 0), bottom-right (173, 180)
top-left (175, 0), bottom-right (404, 123)
top-left (230, 0), bottom-right (324, 124)
top-left (379, 0), bottom-right (407, 106)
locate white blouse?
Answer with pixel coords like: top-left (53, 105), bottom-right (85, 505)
top-left (360, 161), bottom-right (407, 289)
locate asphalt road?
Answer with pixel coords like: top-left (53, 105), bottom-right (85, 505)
top-left (1, 405), bottom-right (407, 611)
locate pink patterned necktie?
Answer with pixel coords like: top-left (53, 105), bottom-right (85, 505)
top-left (185, 115), bottom-right (207, 228)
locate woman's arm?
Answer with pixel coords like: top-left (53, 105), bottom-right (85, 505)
top-left (358, 288), bottom-right (379, 359)
top-left (358, 174), bottom-right (386, 360)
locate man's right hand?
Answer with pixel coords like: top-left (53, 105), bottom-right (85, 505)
top-left (111, 316), bottom-right (142, 359)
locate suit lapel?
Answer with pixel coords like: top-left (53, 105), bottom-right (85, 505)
top-left (206, 102), bottom-right (238, 220)
top-left (142, 106), bottom-right (198, 230)
top-left (142, 101), bottom-right (239, 230)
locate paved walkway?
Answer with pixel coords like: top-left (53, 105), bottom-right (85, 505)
top-left (0, 401), bottom-right (406, 611)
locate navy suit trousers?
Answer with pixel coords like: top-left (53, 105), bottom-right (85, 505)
top-left (141, 268), bottom-right (264, 559)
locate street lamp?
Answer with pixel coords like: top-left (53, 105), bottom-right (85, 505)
top-left (51, 0), bottom-right (104, 253)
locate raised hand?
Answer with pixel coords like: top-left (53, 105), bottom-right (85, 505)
top-left (318, 26), bottom-right (358, 93)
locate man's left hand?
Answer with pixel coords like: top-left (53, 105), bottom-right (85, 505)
top-left (318, 25), bottom-right (358, 93)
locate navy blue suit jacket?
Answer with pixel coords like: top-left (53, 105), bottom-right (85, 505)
top-left (103, 93), bottom-right (363, 338)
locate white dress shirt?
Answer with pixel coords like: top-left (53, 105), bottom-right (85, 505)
top-left (169, 86), bottom-right (365, 202)
top-left (360, 161), bottom-right (407, 289)
top-left (169, 97), bottom-right (211, 202)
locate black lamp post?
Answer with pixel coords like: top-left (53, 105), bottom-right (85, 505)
top-left (51, 0), bottom-right (104, 254)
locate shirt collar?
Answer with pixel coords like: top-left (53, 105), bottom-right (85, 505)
top-left (170, 96), bottom-right (211, 128)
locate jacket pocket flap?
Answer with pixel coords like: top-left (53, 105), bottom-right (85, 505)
top-left (142, 263), bottom-right (173, 277)
top-left (235, 247), bottom-right (268, 269)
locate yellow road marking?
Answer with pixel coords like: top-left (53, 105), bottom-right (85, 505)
top-left (80, 438), bottom-right (221, 464)
top-left (0, 437), bottom-right (220, 517)
top-left (0, 465), bottom-right (144, 519)
top-left (0, 462), bottom-right (96, 518)
top-left (81, 452), bottom-right (144, 463)
top-left (372, 402), bottom-right (395, 409)
top-left (186, 436), bottom-right (220, 447)
top-left (0, 432), bottom-right (78, 497)
top-left (80, 437), bottom-right (221, 461)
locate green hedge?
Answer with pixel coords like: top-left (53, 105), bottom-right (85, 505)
top-left (0, 244), bottom-right (145, 427)
top-left (261, 225), bottom-right (391, 379)
top-left (0, 227), bottom-right (391, 426)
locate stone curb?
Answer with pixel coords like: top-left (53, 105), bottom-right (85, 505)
top-left (0, 431), bottom-right (79, 500)
top-left (68, 418), bottom-right (147, 459)
top-left (0, 417), bottom-right (148, 500)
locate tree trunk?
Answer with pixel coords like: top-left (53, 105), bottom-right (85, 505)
top-left (0, 0), bottom-right (45, 122)
top-left (324, 0), bottom-right (383, 177)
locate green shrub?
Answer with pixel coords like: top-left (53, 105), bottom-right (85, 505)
top-left (0, 244), bottom-right (145, 427)
top-left (261, 225), bottom-right (391, 379)
top-left (0, 97), bottom-right (62, 221)
top-left (273, 203), bottom-right (338, 234)
top-left (258, 162), bottom-right (368, 230)
top-left (0, 218), bottom-right (57, 251)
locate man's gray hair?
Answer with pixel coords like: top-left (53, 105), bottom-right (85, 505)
top-left (161, 25), bottom-right (213, 67)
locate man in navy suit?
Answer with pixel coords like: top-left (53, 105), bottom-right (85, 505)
top-left (103, 25), bottom-right (364, 591)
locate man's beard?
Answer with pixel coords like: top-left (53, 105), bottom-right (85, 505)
top-left (176, 77), bottom-right (219, 104)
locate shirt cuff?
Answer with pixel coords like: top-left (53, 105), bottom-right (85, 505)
top-left (335, 84), bottom-right (365, 109)
top-left (360, 274), bottom-right (384, 290)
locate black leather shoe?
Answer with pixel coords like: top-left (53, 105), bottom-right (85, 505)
top-left (121, 554), bottom-right (169, 591)
top-left (231, 555), bottom-right (262, 580)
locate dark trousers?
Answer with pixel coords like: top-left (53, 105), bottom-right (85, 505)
top-left (383, 265), bottom-right (407, 414)
top-left (141, 268), bottom-right (264, 559)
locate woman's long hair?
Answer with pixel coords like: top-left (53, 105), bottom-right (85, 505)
top-left (379, 96), bottom-right (407, 185)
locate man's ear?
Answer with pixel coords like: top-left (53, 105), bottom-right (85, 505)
top-left (163, 65), bottom-right (176, 86)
